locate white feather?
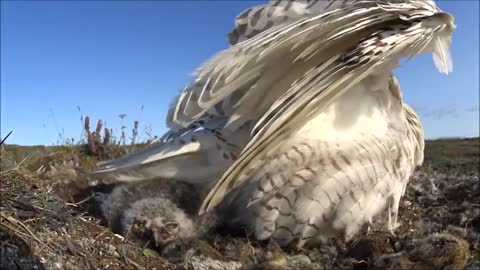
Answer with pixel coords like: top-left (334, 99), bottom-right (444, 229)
top-left (432, 35), bottom-right (453, 74)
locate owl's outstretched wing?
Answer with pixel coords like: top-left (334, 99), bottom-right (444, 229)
top-left (91, 0), bottom-right (452, 189)
top-left (90, 0), bottom-right (367, 183)
top-left (167, 0), bottom-right (371, 132)
top-left (227, 0), bottom-right (363, 45)
top-left (91, 119), bottom-right (251, 183)
top-left (200, 1), bottom-right (454, 214)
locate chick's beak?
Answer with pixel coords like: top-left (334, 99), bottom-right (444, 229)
top-left (152, 226), bottom-right (176, 246)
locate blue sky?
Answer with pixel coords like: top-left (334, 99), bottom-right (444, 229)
top-left (1, 1), bottom-right (478, 145)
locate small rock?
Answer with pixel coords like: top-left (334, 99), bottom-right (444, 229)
top-left (255, 244), bottom-right (287, 270)
top-left (347, 234), bottom-right (393, 262)
top-left (370, 252), bottom-right (414, 270)
top-left (107, 244), bottom-right (117, 255)
top-left (286, 254), bottom-right (323, 270)
top-left (446, 225), bottom-right (467, 238)
top-left (400, 200), bottom-right (412, 208)
top-left (161, 238), bottom-right (223, 264)
top-left (183, 255), bottom-right (242, 270)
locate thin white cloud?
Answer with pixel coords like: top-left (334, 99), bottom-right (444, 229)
top-left (411, 105), bottom-right (428, 113)
top-left (465, 105), bottom-right (479, 113)
top-left (422, 105), bottom-right (459, 119)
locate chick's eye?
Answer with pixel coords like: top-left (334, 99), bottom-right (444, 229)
top-left (165, 222), bottom-right (178, 230)
top-left (133, 219), bottom-right (145, 227)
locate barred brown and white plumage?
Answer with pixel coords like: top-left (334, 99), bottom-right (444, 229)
top-left (227, 0), bottom-right (372, 46)
top-left (209, 77), bottom-right (425, 247)
top-left (91, 0), bottom-right (454, 247)
top-left (198, 0), bottom-right (453, 246)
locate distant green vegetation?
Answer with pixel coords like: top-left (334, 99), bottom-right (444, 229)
top-left (1, 144), bottom-right (55, 164)
top-left (3, 138), bottom-right (479, 175)
top-left (423, 137), bottom-right (479, 175)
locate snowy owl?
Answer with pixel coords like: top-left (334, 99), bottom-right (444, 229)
top-left (92, 0), bottom-right (454, 247)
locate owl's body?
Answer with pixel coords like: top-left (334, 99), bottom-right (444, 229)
top-left (216, 75), bottom-right (423, 246)
top-left (91, 0), bottom-right (453, 247)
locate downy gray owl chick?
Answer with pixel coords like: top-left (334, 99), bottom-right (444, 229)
top-left (123, 198), bottom-right (196, 246)
top-left (96, 178), bottom-right (217, 246)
